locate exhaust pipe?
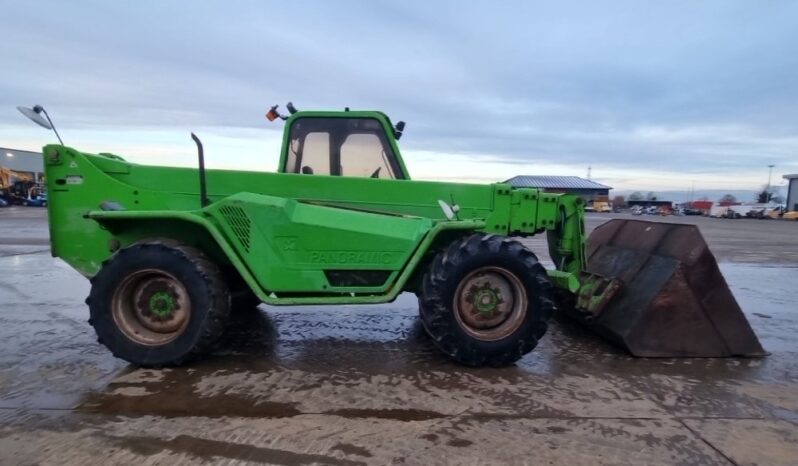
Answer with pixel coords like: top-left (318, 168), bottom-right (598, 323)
top-left (191, 133), bottom-right (209, 208)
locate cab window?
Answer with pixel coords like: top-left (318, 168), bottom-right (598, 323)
top-left (340, 133), bottom-right (394, 178)
top-left (284, 117), bottom-right (404, 179)
top-left (293, 132), bottom-right (330, 175)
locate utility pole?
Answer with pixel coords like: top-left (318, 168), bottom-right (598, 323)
top-left (587, 166), bottom-right (592, 180)
top-left (767, 164), bottom-right (775, 203)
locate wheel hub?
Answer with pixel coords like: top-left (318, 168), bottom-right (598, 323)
top-left (453, 266), bottom-right (528, 341)
top-left (112, 270), bottom-right (191, 345)
top-left (468, 284), bottom-right (505, 314)
top-left (149, 292), bottom-right (175, 317)
top-left (142, 287), bottom-right (178, 320)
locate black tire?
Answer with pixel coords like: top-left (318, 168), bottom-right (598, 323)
top-left (231, 288), bottom-right (262, 312)
top-left (226, 271), bottom-right (262, 313)
top-left (87, 240), bottom-right (230, 366)
top-left (419, 234), bottom-right (555, 367)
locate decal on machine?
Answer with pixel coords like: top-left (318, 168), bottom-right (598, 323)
top-left (309, 251), bottom-right (394, 265)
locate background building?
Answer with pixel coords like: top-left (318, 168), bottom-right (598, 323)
top-left (1, 147), bottom-right (44, 184)
top-left (504, 176), bottom-right (611, 202)
top-left (785, 174), bottom-right (798, 212)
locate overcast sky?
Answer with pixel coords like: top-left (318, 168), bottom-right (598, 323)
top-left (2, 1), bottom-right (797, 193)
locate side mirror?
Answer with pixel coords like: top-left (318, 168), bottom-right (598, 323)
top-left (394, 121), bottom-right (406, 139)
top-left (17, 105), bottom-right (51, 129)
top-left (17, 105), bottom-right (64, 145)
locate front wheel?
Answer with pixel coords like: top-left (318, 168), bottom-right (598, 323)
top-left (87, 241), bottom-right (230, 366)
top-left (419, 234), bottom-right (555, 367)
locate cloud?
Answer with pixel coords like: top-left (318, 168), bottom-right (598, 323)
top-left (2, 0), bottom-right (797, 190)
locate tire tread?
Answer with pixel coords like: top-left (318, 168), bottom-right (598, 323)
top-left (87, 239), bottom-right (230, 366)
top-left (419, 234), bottom-right (555, 367)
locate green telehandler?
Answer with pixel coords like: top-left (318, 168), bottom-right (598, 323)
top-left (27, 103), bottom-right (764, 367)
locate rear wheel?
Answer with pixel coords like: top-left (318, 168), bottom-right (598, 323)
top-left (231, 288), bottom-right (262, 312)
top-left (226, 272), bottom-right (262, 312)
top-left (87, 241), bottom-right (230, 366)
top-left (419, 234), bottom-right (555, 367)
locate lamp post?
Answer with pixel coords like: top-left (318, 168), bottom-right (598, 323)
top-left (767, 164), bottom-right (775, 203)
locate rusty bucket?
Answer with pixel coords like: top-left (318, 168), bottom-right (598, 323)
top-left (575, 219), bottom-right (766, 357)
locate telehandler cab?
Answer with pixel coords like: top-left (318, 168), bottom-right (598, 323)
top-left (29, 103), bottom-right (764, 367)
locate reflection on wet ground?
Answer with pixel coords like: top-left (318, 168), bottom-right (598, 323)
top-left (1, 249), bottom-right (797, 464)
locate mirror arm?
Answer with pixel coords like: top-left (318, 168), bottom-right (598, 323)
top-left (41, 108), bottom-right (64, 145)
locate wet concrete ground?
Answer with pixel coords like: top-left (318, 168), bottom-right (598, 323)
top-left (0, 207), bottom-right (797, 465)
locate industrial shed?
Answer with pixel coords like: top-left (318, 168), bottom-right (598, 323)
top-left (504, 175), bottom-right (612, 200)
top-left (1, 147), bottom-right (44, 182)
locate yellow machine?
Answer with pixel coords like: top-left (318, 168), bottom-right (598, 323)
top-left (767, 207), bottom-right (798, 220)
top-left (0, 166), bottom-right (40, 204)
top-left (1, 167), bottom-right (30, 191)
top-left (593, 201), bottom-right (612, 213)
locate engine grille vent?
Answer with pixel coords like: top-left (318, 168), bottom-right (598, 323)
top-left (220, 205), bottom-right (251, 252)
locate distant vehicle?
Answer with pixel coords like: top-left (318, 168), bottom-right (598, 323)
top-left (24, 198), bottom-right (47, 207)
top-left (709, 205), bottom-right (730, 218)
top-left (3, 180), bottom-right (46, 206)
top-left (766, 206), bottom-right (789, 219)
top-left (628, 205), bottom-right (660, 215)
top-left (23, 194), bottom-right (47, 207)
top-left (783, 210), bottom-right (798, 221)
top-left (593, 201), bottom-right (612, 213)
top-left (584, 200), bottom-right (612, 213)
top-left (683, 208), bottom-right (703, 216)
top-left (745, 207), bottom-right (767, 219)
top-left (724, 208), bottom-right (743, 219)
top-left (710, 203), bottom-right (750, 219)
top-left (726, 204), bottom-right (760, 219)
